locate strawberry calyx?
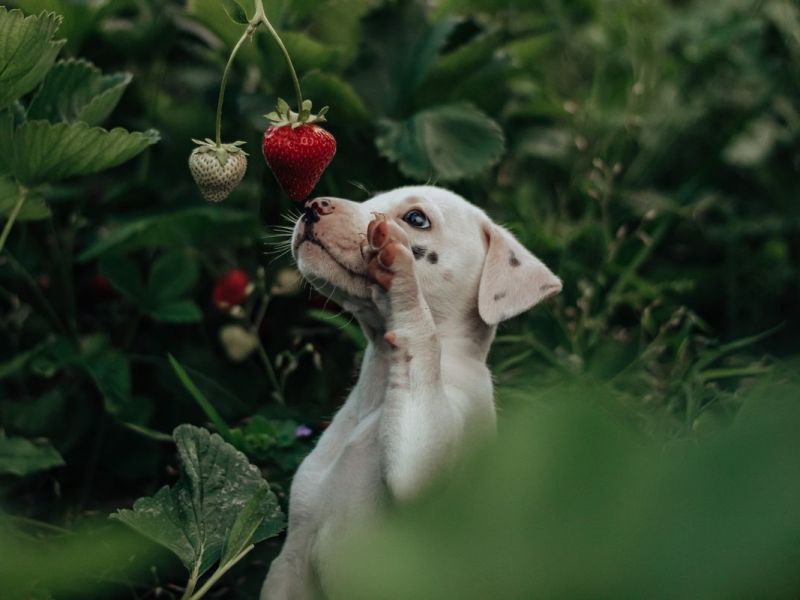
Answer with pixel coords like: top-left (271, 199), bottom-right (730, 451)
top-left (264, 98), bottom-right (329, 129)
top-left (191, 138), bottom-right (249, 168)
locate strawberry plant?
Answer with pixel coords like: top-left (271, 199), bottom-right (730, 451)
top-left (112, 425), bottom-right (284, 600)
top-left (0, 7), bottom-right (159, 252)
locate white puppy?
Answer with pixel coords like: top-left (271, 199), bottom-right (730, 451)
top-left (261, 186), bottom-right (561, 599)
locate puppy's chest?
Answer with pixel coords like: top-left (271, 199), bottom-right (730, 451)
top-left (291, 406), bottom-right (386, 519)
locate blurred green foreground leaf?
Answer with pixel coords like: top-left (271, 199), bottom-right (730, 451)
top-left (332, 380), bottom-right (800, 599)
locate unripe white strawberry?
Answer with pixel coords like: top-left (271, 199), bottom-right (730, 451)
top-left (188, 138), bottom-right (248, 202)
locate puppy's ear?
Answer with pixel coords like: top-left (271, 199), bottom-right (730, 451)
top-left (478, 224), bottom-right (562, 325)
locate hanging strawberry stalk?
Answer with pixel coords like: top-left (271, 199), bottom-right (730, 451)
top-left (189, 0), bottom-right (336, 203)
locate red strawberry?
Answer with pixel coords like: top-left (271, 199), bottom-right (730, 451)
top-left (213, 269), bottom-right (253, 310)
top-left (261, 99), bottom-right (336, 202)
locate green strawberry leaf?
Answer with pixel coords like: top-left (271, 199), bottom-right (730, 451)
top-left (27, 59), bottom-right (132, 126)
top-left (0, 432), bottom-right (64, 477)
top-left (219, 488), bottom-right (270, 566)
top-left (111, 425), bottom-right (285, 578)
top-left (0, 177), bottom-right (50, 221)
top-left (350, 5), bottom-right (456, 115)
top-left (147, 250), bottom-right (200, 304)
top-left (146, 300), bottom-right (203, 324)
top-left (12, 121), bottom-right (159, 186)
top-left (13, 0), bottom-right (112, 54)
top-left (83, 349), bottom-right (137, 422)
top-left (77, 207), bottom-right (262, 262)
top-left (100, 252), bottom-right (201, 323)
top-left (302, 72), bottom-right (369, 123)
top-left (0, 110), bottom-right (14, 176)
top-left (283, 32), bottom-right (340, 72)
top-left (375, 103), bottom-right (505, 181)
top-left (99, 254), bottom-right (147, 303)
top-left (221, 0), bottom-right (248, 24)
top-left (0, 338), bottom-right (55, 381)
top-left (0, 8), bottom-right (65, 110)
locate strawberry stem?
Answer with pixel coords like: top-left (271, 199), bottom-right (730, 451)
top-left (212, 0), bottom-right (305, 147)
top-left (215, 23), bottom-right (255, 147)
top-left (0, 184), bottom-right (28, 253)
top-left (253, 0), bottom-right (304, 114)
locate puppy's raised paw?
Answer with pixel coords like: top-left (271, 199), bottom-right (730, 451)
top-left (364, 215), bottom-right (414, 292)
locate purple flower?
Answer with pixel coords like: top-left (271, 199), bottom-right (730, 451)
top-left (295, 424), bottom-right (313, 439)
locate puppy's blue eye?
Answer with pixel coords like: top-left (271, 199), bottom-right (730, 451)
top-left (402, 209), bottom-right (431, 229)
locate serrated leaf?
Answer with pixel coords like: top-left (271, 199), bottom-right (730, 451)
top-left (221, 0), bottom-right (248, 24)
top-left (0, 8), bottom-right (65, 109)
top-left (27, 59), bottom-right (133, 126)
top-left (147, 251), bottom-right (199, 304)
top-left (14, 0), bottom-right (112, 53)
top-left (0, 177), bottom-right (50, 221)
top-left (12, 121), bottom-right (159, 185)
top-left (0, 432), bottom-right (64, 477)
top-left (146, 300), bottom-right (203, 323)
top-left (375, 103), bottom-right (505, 181)
top-left (77, 207), bottom-right (263, 262)
top-left (111, 425), bottom-right (285, 577)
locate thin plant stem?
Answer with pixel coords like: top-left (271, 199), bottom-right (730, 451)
top-left (187, 545), bottom-right (255, 600)
top-left (180, 564), bottom-right (201, 600)
top-left (10, 515), bottom-right (71, 535)
top-left (180, 541), bottom-right (205, 600)
top-left (215, 24), bottom-right (255, 146)
top-left (253, 0), bottom-right (303, 111)
top-left (257, 342), bottom-right (285, 405)
top-left (0, 185), bottom-right (28, 253)
top-left (249, 292), bottom-right (284, 403)
top-left (213, 0), bottom-right (306, 144)
top-left (4, 250), bottom-right (69, 337)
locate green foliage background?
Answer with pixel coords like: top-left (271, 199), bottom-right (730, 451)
top-left (1, 0), bottom-right (799, 597)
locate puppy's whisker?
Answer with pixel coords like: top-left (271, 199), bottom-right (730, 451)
top-left (281, 212), bottom-right (302, 225)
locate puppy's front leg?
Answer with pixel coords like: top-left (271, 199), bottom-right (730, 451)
top-left (364, 215), bottom-right (461, 501)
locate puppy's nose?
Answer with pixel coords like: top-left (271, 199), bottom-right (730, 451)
top-left (305, 197), bottom-right (335, 217)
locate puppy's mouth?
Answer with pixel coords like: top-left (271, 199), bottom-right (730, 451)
top-left (293, 215), bottom-right (370, 294)
top-left (296, 236), bottom-right (370, 282)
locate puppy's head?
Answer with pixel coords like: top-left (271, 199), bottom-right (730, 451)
top-left (291, 186), bottom-right (561, 330)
